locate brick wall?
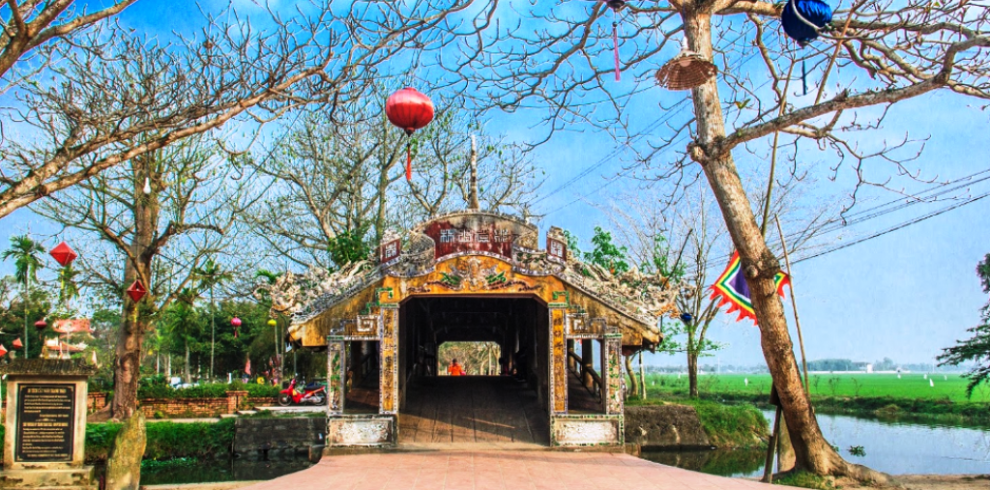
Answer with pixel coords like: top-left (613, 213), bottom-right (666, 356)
top-left (4, 390), bottom-right (280, 419)
top-left (139, 397), bottom-right (229, 418)
top-left (88, 392), bottom-right (108, 413)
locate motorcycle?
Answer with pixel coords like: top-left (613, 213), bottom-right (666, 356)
top-left (277, 378), bottom-right (327, 406)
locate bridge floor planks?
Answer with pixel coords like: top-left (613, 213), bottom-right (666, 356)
top-left (398, 376), bottom-right (549, 445)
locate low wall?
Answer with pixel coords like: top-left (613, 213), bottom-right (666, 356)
top-left (233, 417), bottom-right (325, 459)
top-left (623, 405), bottom-right (712, 449)
top-left (75, 391), bottom-right (275, 418)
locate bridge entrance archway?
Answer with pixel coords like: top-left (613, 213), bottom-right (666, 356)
top-left (397, 295), bottom-right (551, 445)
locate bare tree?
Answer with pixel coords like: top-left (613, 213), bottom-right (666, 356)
top-left (0, 0), bottom-right (497, 219)
top-left (460, 2), bottom-right (990, 475)
top-left (34, 136), bottom-right (244, 418)
top-left (0, 0), bottom-right (137, 87)
top-left (248, 92), bottom-right (542, 269)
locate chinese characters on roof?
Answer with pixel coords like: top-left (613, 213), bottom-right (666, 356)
top-left (438, 229), bottom-right (512, 244)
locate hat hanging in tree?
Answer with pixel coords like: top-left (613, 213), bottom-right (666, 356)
top-left (655, 37), bottom-right (718, 91)
top-left (781, 0), bottom-right (833, 46)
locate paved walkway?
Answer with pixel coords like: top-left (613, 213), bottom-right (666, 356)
top-left (239, 450), bottom-right (788, 490)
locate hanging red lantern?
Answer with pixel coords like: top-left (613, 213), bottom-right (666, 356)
top-left (126, 280), bottom-right (147, 303)
top-left (34, 319), bottom-right (47, 330)
top-left (231, 317), bottom-right (242, 338)
top-left (12, 338), bottom-right (23, 349)
top-left (0, 343), bottom-right (7, 358)
top-left (49, 241), bottom-right (78, 267)
top-left (385, 88), bottom-right (435, 181)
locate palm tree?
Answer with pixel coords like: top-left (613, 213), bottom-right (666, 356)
top-left (195, 258), bottom-right (232, 380)
top-left (2, 235), bottom-right (45, 358)
top-left (162, 287), bottom-right (203, 383)
top-left (57, 263), bottom-right (81, 307)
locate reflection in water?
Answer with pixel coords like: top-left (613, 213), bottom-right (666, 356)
top-left (807, 410), bottom-right (990, 475)
top-left (642, 411), bottom-right (990, 477)
top-left (139, 459), bottom-right (314, 485)
top-left (642, 449), bottom-right (764, 477)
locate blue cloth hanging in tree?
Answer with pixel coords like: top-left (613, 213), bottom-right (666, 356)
top-left (782, 0), bottom-right (833, 46)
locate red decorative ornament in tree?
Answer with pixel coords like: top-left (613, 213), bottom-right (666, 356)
top-left (126, 280), bottom-right (147, 303)
top-left (49, 241), bottom-right (78, 267)
top-left (231, 317), bottom-right (242, 338)
top-left (13, 338), bottom-right (23, 349)
top-left (385, 87), bottom-right (435, 181)
top-left (0, 343), bottom-right (7, 358)
top-left (34, 319), bottom-right (47, 330)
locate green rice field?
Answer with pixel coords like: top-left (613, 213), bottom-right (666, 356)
top-left (643, 372), bottom-right (990, 403)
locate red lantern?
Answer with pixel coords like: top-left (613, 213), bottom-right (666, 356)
top-left (12, 338), bottom-right (23, 349)
top-left (231, 317), bottom-right (242, 338)
top-left (49, 241), bottom-right (78, 267)
top-left (126, 280), bottom-right (147, 303)
top-left (34, 319), bottom-right (47, 330)
top-left (0, 343), bottom-right (7, 358)
top-left (385, 88), bottom-right (435, 181)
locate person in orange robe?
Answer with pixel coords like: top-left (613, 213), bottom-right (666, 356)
top-left (447, 359), bottom-right (465, 376)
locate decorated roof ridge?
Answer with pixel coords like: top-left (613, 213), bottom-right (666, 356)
top-left (551, 257), bottom-right (680, 331)
top-left (410, 208), bottom-right (536, 234)
top-left (268, 206), bottom-right (681, 337)
top-left (52, 318), bottom-right (93, 334)
top-left (282, 250), bottom-right (678, 335)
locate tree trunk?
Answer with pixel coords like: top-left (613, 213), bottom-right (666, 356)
top-left (110, 154), bottom-right (160, 420)
top-left (638, 351), bottom-right (646, 400)
top-left (624, 354), bottom-right (638, 398)
top-left (110, 253), bottom-right (153, 420)
top-left (210, 286), bottom-right (215, 381)
top-left (682, 12), bottom-right (886, 481)
top-left (687, 351), bottom-right (700, 398)
top-left (184, 341), bottom-right (191, 384)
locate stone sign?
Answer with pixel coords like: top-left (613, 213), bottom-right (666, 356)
top-left (16, 384), bottom-right (76, 462)
top-left (1, 359), bottom-right (97, 490)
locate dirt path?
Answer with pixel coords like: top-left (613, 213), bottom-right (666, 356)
top-left (838, 474), bottom-right (990, 490)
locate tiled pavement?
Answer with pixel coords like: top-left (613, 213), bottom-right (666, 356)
top-left (239, 450), bottom-right (790, 490)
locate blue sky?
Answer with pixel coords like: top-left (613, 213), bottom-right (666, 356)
top-left (2, 0), bottom-right (988, 369)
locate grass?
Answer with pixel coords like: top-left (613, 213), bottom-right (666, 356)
top-left (644, 373), bottom-right (990, 403)
top-left (627, 397), bottom-right (769, 448)
top-left (642, 372), bottom-right (990, 426)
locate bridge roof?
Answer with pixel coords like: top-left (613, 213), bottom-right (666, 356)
top-left (263, 210), bottom-right (680, 348)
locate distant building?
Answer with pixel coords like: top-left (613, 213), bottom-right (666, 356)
top-left (41, 319), bottom-right (93, 360)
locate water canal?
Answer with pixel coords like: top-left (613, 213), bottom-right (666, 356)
top-left (643, 410), bottom-right (990, 477)
top-left (133, 411), bottom-right (988, 484)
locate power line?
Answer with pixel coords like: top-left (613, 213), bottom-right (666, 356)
top-left (791, 190), bottom-right (990, 265)
top-left (680, 173), bottom-right (990, 277)
top-left (534, 29), bottom-right (775, 211)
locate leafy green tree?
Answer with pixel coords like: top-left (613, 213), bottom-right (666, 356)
top-left (195, 258), bottom-right (233, 380)
top-left (2, 235), bottom-right (46, 357)
top-left (938, 253), bottom-right (990, 398)
top-left (161, 288), bottom-right (205, 383)
top-left (583, 226), bottom-right (629, 274)
top-left (328, 229), bottom-right (372, 269)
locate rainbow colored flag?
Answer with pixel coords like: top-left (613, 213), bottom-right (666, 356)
top-left (710, 251), bottom-right (789, 324)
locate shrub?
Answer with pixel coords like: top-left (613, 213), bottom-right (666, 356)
top-left (82, 419), bottom-right (236, 463)
top-left (774, 471), bottom-right (835, 490)
top-left (136, 382), bottom-right (278, 399)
